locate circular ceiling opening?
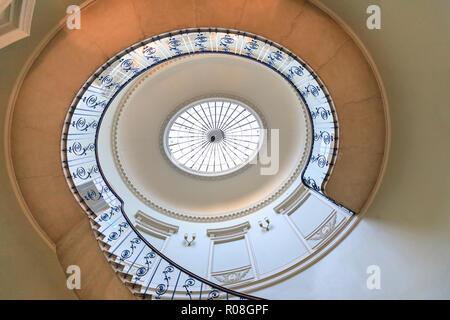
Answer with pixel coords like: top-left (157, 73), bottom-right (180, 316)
top-left (163, 98), bottom-right (264, 177)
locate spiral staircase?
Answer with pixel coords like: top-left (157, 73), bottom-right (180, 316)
top-left (5, 0), bottom-right (388, 300)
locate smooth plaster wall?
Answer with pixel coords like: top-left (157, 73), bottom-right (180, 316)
top-left (255, 0), bottom-right (450, 299)
top-left (0, 0), bottom-right (81, 299)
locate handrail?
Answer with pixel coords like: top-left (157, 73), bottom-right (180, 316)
top-left (61, 28), bottom-right (354, 300)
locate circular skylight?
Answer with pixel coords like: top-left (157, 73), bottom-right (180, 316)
top-left (163, 98), bottom-right (263, 177)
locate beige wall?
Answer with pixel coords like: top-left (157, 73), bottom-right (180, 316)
top-left (256, 0), bottom-right (450, 298)
top-left (0, 0), bottom-right (81, 299)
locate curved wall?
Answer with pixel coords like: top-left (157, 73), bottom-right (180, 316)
top-left (0, 0), bottom-right (450, 299)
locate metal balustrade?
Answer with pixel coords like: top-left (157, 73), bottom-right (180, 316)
top-left (61, 28), bottom-right (354, 300)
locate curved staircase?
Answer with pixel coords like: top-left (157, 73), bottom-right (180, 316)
top-left (7, 0), bottom-right (388, 299)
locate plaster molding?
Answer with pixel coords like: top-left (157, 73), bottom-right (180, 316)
top-left (309, 0), bottom-right (391, 218)
top-left (306, 210), bottom-right (339, 240)
top-left (5, 0), bottom-right (389, 298)
top-left (158, 93), bottom-right (269, 181)
top-left (211, 265), bottom-right (253, 285)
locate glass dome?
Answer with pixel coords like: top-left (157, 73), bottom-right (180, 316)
top-left (163, 98), bottom-right (264, 177)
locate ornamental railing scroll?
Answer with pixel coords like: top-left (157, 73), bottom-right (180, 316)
top-left (61, 28), bottom-right (355, 301)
